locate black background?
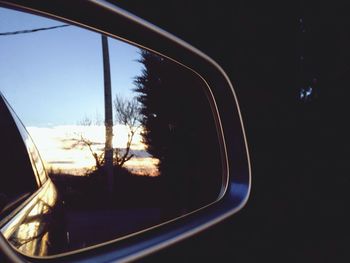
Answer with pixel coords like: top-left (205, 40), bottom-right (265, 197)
top-left (114, 1), bottom-right (348, 262)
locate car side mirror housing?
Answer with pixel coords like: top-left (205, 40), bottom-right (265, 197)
top-left (0, 1), bottom-right (251, 262)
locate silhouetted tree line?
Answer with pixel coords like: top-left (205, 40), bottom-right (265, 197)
top-left (134, 50), bottom-right (223, 213)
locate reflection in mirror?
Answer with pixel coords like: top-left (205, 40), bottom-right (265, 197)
top-left (0, 6), bottom-right (224, 257)
top-left (1, 180), bottom-right (64, 257)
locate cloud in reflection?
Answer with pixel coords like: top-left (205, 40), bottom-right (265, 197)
top-left (27, 125), bottom-right (158, 176)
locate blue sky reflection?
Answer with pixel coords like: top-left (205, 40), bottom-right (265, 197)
top-left (0, 7), bottom-right (142, 127)
top-left (0, 7), bottom-right (157, 175)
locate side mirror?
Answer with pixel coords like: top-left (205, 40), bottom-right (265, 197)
top-left (0, 1), bottom-right (250, 262)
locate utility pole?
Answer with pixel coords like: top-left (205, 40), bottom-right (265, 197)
top-left (101, 35), bottom-right (114, 195)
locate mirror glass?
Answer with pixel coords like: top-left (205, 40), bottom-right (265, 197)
top-left (0, 6), bottom-right (225, 256)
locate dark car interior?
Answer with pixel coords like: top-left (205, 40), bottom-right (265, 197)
top-left (0, 97), bottom-right (38, 217)
top-left (114, 1), bottom-right (349, 262)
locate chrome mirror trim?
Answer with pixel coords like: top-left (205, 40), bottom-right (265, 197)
top-left (0, 1), bottom-right (251, 262)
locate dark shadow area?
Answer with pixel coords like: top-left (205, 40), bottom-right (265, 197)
top-left (0, 98), bottom-right (38, 217)
top-left (134, 50), bottom-right (223, 216)
top-left (115, 1), bottom-right (349, 262)
top-left (49, 168), bottom-right (164, 250)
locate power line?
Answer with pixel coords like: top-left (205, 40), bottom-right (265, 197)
top-left (0, 24), bottom-right (70, 36)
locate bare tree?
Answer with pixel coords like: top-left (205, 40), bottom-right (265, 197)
top-left (70, 114), bottom-right (105, 173)
top-left (113, 95), bottom-right (141, 168)
top-left (78, 116), bottom-right (92, 126)
top-left (70, 95), bottom-right (141, 173)
top-left (78, 112), bottom-right (103, 126)
top-left (76, 134), bottom-right (104, 171)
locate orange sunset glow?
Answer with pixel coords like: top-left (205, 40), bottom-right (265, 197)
top-left (27, 125), bottom-right (159, 176)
